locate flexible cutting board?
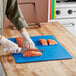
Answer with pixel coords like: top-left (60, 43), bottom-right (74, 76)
top-left (52, 0), bottom-right (56, 19)
top-left (48, 0), bottom-right (56, 20)
top-left (49, 0), bottom-right (52, 20)
top-left (54, 0), bottom-right (56, 19)
top-left (8, 35), bottom-right (73, 63)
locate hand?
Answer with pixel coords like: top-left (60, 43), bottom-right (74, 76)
top-left (0, 36), bottom-right (21, 53)
top-left (21, 31), bottom-right (35, 48)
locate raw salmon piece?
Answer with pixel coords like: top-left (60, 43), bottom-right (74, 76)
top-left (16, 37), bottom-right (27, 48)
top-left (23, 51), bottom-right (42, 57)
top-left (47, 39), bottom-right (57, 45)
top-left (16, 37), bottom-right (23, 48)
top-left (16, 37), bottom-right (39, 52)
top-left (40, 39), bottom-right (47, 45)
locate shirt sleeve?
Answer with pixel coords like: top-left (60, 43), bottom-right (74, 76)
top-left (6, 0), bottom-right (28, 30)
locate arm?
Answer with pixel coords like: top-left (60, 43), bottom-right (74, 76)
top-left (6, 0), bottom-right (28, 31)
top-left (6, 0), bottom-right (35, 48)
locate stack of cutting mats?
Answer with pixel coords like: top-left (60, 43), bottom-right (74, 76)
top-left (49, 0), bottom-right (56, 20)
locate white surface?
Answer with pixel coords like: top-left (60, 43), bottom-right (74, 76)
top-left (65, 24), bottom-right (76, 36)
top-left (56, 2), bottom-right (76, 19)
top-left (56, 2), bottom-right (76, 8)
top-left (0, 62), bottom-right (5, 76)
top-left (56, 7), bottom-right (76, 19)
top-left (48, 0), bottom-right (50, 22)
top-left (0, 45), bottom-right (5, 76)
top-left (51, 19), bottom-right (76, 36)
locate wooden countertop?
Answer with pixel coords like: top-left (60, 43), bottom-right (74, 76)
top-left (0, 22), bottom-right (76, 76)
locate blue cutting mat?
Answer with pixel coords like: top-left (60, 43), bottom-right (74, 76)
top-left (8, 35), bottom-right (73, 63)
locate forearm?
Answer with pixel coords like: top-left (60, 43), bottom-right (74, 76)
top-left (19, 28), bottom-right (26, 33)
top-left (6, 0), bottom-right (28, 30)
top-left (19, 28), bottom-right (29, 37)
top-left (19, 28), bottom-right (30, 39)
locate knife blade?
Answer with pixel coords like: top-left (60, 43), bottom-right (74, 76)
top-left (20, 48), bottom-right (44, 54)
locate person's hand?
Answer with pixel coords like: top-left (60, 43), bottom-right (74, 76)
top-left (21, 31), bottom-right (35, 48)
top-left (0, 36), bottom-right (21, 53)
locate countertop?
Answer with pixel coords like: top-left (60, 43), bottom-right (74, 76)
top-left (0, 22), bottom-right (76, 76)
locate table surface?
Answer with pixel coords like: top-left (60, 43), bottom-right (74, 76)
top-left (0, 22), bottom-right (76, 76)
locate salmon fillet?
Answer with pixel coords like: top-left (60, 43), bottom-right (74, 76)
top-left (40, 39), bottom-right (47, 45)
top-left (16, 37), bottom-right (27, 48)
top-left (16, 37), bottom-right (23, 48)
top-left (47, 39), bottom-right (57, 45)
top-left (23, 51), bottom-right (42, 57)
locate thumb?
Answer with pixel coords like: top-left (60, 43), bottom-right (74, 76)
top-left (16, 47), bottom-right (22, 53)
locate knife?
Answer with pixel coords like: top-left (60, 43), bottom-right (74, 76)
top-left (20, 48), bottom-right (44, 54)
top-left (0, 48), bottom-right (44, 56)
